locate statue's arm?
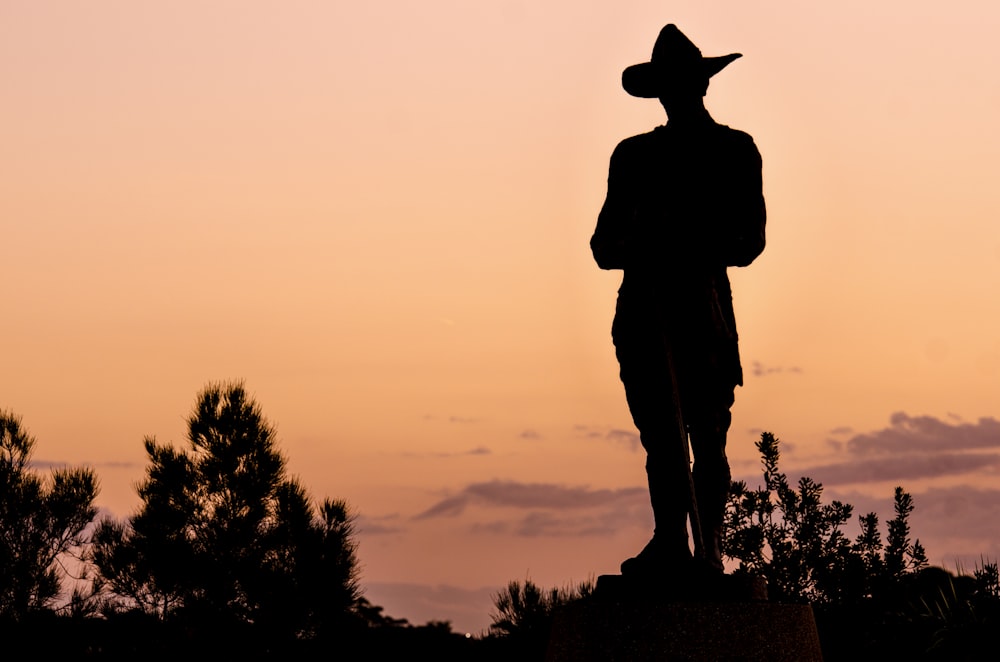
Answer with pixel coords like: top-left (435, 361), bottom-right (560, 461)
top-left (590, 143), bottom-right (631, 270)
top-left (722, 135), bottom-right (766, 268)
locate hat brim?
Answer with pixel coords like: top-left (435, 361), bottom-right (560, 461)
top-left (622, 53), bottom-right (742, 98)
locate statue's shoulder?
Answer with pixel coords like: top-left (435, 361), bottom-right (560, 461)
top-left (610, 129), bottom-right (662, 162)
top-left (711, 123), bottom-right (760, 150)
top-left (615, 127), bottom-right (662, 152)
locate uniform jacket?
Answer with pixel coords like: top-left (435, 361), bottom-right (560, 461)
top-left (590, 118), bottom-right (766, 386)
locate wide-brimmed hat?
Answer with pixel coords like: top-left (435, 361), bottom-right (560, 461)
top-left (622, 24), bottom-right (741, 98)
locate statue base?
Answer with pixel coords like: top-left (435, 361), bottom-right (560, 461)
top-left (595, 571), bottom-right (769, 603)
top-left (546, 575), bottom-right (822, 661)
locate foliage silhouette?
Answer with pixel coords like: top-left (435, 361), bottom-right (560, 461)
top-left (724, 431), bottom-right (928, 604)
top-left (0, 410), bottom-right (98, 620)
top-left (720, 432), bottom-right (1000, 660)
top-left (92, 381), bottom-right (359, 638)
top-left (487, 577), bottom-right (595, 661)
top-left (489, 432), bottom-right (1000, 661)
top-left (910, 560), bottom-right (1000, 659)
top-left (490, 577), bottom-right (594, 637)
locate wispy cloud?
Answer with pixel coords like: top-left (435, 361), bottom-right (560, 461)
top-left (846, 412), bottom-right (1000, 455)
top-left (751, 361), bottom-right (803, 377)
top-left (738, 417), bottom-right (1000, 565)
top-left (799, 453), bottom-right (1000, 486)
top-left (468, 502), bottom-right (653, 538)
top-left (401, 447), bottom-right (492, 459)
top-left (573, 424), bottom-right (605, 440)
top-left (830, 485), bottom-right (1000, 559)
top-left (414, 479), bottom-right (649, 533)
top-left (420, 414), bottom-right (481, 424)
top-left (744, 413), bottom-right (1000, 487)
top-left (573, 424), bottom-right (641, 451)
top-left (356, 513), bottom-right (406, 536)
top-left (416, 481), bottom-right (647, 519)
top-left (30, 459), bottom-right (140, 470)
top-left (904, 486), bottom-right (1000, 547)
top-left (606, 429), bottom-right (641, 451)
top-left (510, 508), bottom-right (651, 538)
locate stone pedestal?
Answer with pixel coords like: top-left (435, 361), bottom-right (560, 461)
top-left (545, 596), bottom-right (823, 661)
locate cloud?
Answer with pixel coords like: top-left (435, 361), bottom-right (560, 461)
top-left (751, 361), bottom-right (803, 377)
top-left (573, 424), bottom-right (605, 440)
top-left (753, 413), bottom-right (1000, 487)
top-left (450, 484), bottom-right (653, 538)
top-left (573, 424), bottom-right (641, 451)
top-left (356, 513), bottom-right (406, 536)
top-left (519, 429), bottom-right (542, 440)
top-left (469, 520), bottom-right (510, 535)
top-left (511, 507), bottom-right (651, 538)
top-left (414, 480), bottom-right (647, 521)
top-left (414, 481), bottom-right (652, 538)
top-left (906, 486), bottom-right (1000, 549)
top-left (846, 413), bottom-right (1000, 455)
top-left (420, 414), bottom-right (481, 424)
top-left (606, 429), bottom-right (641, 451)
top-left (739, 424), bottom-right (1000, 566)
top-left (30, 459), bottom-right (139, 470)
top-left (796, 453), bottom-right (1000, 486)
top-left (828, 485), bottom-right (1000, 562)
top-left (401, 447), bottom-right (492, 459)
top-left (416, 494), bottom-right (469, 519)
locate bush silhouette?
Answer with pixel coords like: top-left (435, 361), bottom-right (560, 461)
top-left (724, 431), bottom-right (927, 604)
top-left (488, 577), bottom-right (595, 661)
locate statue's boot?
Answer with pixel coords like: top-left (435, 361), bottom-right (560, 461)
top-left (693, 439), bottom-right (731, 575)
top-left (621, 455), bottom-right (691, 580)
top-left (695, 494), bottom-right (725, 574)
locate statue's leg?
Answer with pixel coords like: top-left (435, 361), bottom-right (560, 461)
top-left (687, 389), bottom-right (734, 573)
top-left (614, 313), bottom-right (691, 576)
top-left (639, 442), bottom-right (694, 563)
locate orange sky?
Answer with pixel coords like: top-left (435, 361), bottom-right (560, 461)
top-left (3, 1), bottom-right (1000, 634)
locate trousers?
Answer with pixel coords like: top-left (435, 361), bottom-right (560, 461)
top-left (612, 299), bottom-right (734, 571)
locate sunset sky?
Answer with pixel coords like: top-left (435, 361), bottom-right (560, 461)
top-left (3, 1), bottom-right (999, 634)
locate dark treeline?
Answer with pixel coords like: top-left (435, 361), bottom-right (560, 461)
top-left (0, 382), bottom-right (487, 659)
top-left (2, 388), bottom-right (998, 659)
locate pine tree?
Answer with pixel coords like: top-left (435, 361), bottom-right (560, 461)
top-left (92, 382), bottom-right (359, 636)
top-left (0, 411), bottom-right (98, 619)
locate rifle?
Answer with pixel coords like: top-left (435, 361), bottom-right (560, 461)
top-left (662, 330), bottom-right (706, 563)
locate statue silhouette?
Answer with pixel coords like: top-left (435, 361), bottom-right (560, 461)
top-left (591, 24), bottom-right (766, 586)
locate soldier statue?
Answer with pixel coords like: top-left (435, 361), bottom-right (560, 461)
top-left (591, 24), bottom-right (766, 582)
